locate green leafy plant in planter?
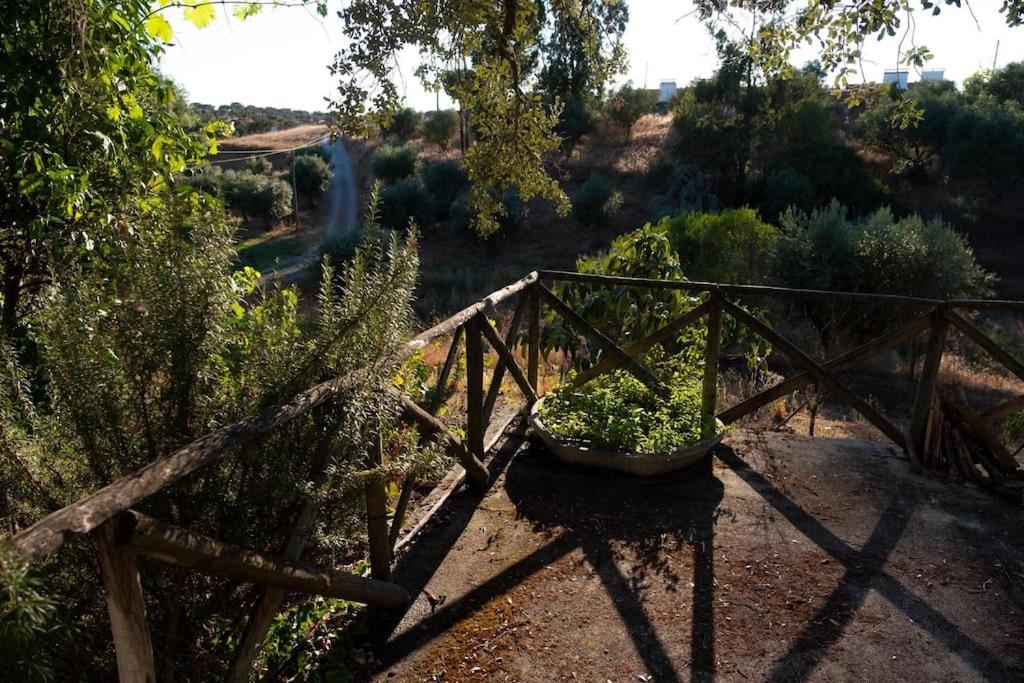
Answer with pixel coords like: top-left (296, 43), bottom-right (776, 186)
top-left (538, 354), bottom-right (717, 454)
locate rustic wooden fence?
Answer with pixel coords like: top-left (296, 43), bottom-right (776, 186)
top-left (6, 270), bottom-right (1024, 682)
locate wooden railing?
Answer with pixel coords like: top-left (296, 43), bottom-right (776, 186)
top-left (6, 270), bottom-right (1024, 682)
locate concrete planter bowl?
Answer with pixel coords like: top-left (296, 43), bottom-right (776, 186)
top-left (528, 396), bottom-right (722, 477)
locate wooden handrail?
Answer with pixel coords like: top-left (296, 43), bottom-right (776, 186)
top-left (119, 511), bottom-right (410, 607)
top-left (6, 273), bottom-right (540, 563)
top-left (539, 270), bottom-right (1024, 313)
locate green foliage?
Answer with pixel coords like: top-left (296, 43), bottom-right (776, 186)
top-left (964, 62), bottom-right (1024, 108)
top-left (190, 102), bottom-right (327, 137)
top-left (0, 190), bottom-right (425, 677)
top-left (422, 161), bottom-right (470, 218)
top-left (293, 154), bottom-right (332, 202)
top-left (776, 201), bottom-right (992, 300)
top-left (382, 107), bottom-right (422, 140)
top-left (537, 0), bottom-right (628, 105)
top-left (371, 144), bottom-right (418, 184)
top-left (0, 547), bottom-right (59, 683)
top-left (0, 0), bottom-right (221, 330)
top-left (647, 164), bottom-right (720, 221)
top-left (554, 99), bottom-right (596, 156)
top-left (572, 173), bottom-right (623, 228)
top-left (551, 223), bottom-right (701, 357)
top-left (661, 208), bottom-right (779, 285)
top-left (379, 179), bottom-right (436, 232)
top-left (761, 167), bottom-right (815, 219)
top-left (539, 356), bottom-right (708, 453)
top-left (421, 110), bottom-right (458, 149)
top-left (607, 83), bottom-right (657, 139)
top-left (221, 170), bottom-right (293, 222)
top-left (943, 96), bottom-right (1024, 196)
top-left (245, 156), bottom-right (273, 175)
top-left (449, 188), bottom-right (524, 239)
top-left (1006, 411), bottom-right (1024, 442)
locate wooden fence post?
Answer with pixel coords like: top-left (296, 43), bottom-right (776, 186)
top-left (528, 287), bottom-right (540, 393)
top-left (365, 432), bottom-right (391, 580)
top-left (701, 292), bottom-right (723, 438)
top-left (466, 315), bottom-right (486, 464)
top-left (910, 308), bottom-right (949, 461)
top-left (95, 519), bottom-right (156, 683)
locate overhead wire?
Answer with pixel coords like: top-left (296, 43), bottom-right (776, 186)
top-left (207, 132), bottom-right (331, 164)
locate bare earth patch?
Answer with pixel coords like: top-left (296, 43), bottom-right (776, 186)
top-left (364, 428), bottom-right (1023, 681)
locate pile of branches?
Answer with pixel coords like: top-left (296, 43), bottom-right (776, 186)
top-left (919, 386), bottom-right (1023, 504)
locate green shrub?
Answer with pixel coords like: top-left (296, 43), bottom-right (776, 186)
top-left (294, 145), bottom-right (332, 164)
top-left (245, 156), bottom-right (273, 175)
top-left (221, 170), bottom-right (293, 222)
top-left (449, 188), bottom-right (522, 237)
top-left (293, 154), bottom-right (332, 203)
top-left (647, 164), bottom-right (720, 221)
top-left (181, 164), bottom-right (222, 195)
top-left (371, 144), bottom-right (418, 184)
top-left (383, 107), bottom-right (421, 140)
top-left (422, 160), bottom-right (469, 217)
top-left (661, 208), bottom-right (778, 284)
top-left (572, 173), bottom-right (622, 228)
top-left (421, 110), bottom-right (458, 149)
top-left (538, 356), bottom-right (710, 453)
top-left (776, 201), bottom-right (992, 300)
top-left (761, 167), bottom-right (815, 220)
top-left (555, 99), bottom-right (596, 155)
top-left (379, 179), bottom-right (436, 231)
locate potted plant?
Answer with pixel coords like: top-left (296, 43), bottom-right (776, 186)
top-left (530, 354), bottom-right (722, 476)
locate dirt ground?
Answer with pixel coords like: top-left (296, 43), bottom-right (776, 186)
top-left (363, 428), bottom-right (1024, 682)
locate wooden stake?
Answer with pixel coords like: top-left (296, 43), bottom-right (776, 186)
top-left (701, 294), bottom-right (723, 438)
top-left (910, 310), bottom-right (949, 460)
top-left (528, 286), bottom-right (540, 392)
top-left (365, 432), bottom-right (391, 580)
top-left (428, 326), bottom-right (463, 415)
top-left (95, 519), bottom-right (156, 683)
top-left (465, 316), bottom-right (486, 466)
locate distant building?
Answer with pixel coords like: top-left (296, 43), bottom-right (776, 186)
top-left (882, 69), bottom-right (909, 90)
top-left (658, 80), bottom-right (678, 104)
top-left (921, 69), bottom-right (946, 81)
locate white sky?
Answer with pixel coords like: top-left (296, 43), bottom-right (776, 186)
top-left (159, 1), bottom-right (1024, 112)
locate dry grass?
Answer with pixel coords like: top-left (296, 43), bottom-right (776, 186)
top-left (574, 113), bottom-right (675, 174)
top-left (220, 124), bottom-right (329, 151)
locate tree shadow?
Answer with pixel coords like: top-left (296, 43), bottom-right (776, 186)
top-left (503, 446), bottom-right (725, 682)
top-left (716, 444), bottom-right (1020, 681)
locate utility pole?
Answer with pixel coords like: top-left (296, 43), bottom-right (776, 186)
top-left (993, 40), bottom-right (1000, 70)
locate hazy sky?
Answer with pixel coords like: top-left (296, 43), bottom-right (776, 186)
top-left (159, 1), bottom-right (1024, 112)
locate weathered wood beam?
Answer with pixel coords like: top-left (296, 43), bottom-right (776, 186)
top-left (718, 313), bottom-right (931, 424)
top-left (228, 410), bottom-right (334, 683)
top-left (528, 286), bottom-right (540, 392)
top-left (365, 433), bottom-right (391, 580)
top-left (465, 317), bottom-right (486, 472)
top-left (950, 388), bottom-right (1019, 472)
top-left (945, 309), bottom-right (1024, 383)
top-left (980, 394), bottom-right (1024, 423)
top-left (909, 310), bottom-right (949, 460)
top-left (398, 394), bottom-right (489, 488)
top-left (701, 294), bottom-right (723, 438)
top-left (483, 295), bottom-right (529, 423)
top-left (119, 511), bottom-right (410, 608)
top-left (540, 270), bottom-right (945, 309)
top-left (572, 299), bottom-right (713, 388)
top-left (407, 272), bottom-right (539, 352)
top-left (96, 519), bottom-right (156, 683)
top-left (427, 325), bottom-right (463, 415)
top-left (478, 312), bottom-right (538, 406)
top-left (388, 476), bottom-right (415, 551)
top-left (535, 284), bottom-right (668, 397)
top-left (720, 298), bottom-right (907, 450)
